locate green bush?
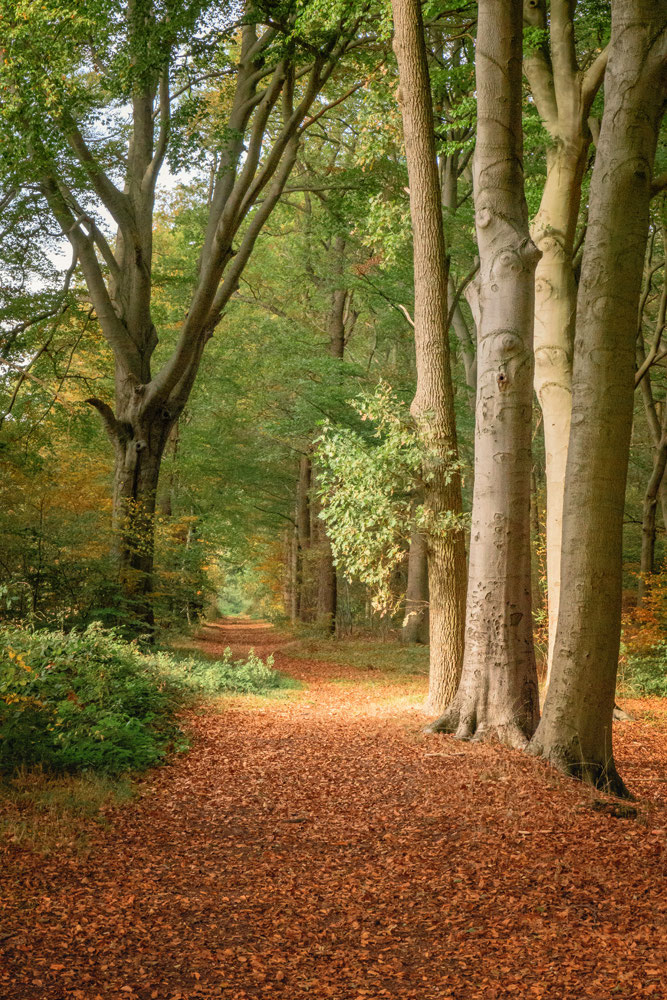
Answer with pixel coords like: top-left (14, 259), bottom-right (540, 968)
top-left (0, 624), bottom-right (286, 775)
top-left (623, 644), bottom-right (667, 697)
top-left (151, 646), bottom-right (288, 696)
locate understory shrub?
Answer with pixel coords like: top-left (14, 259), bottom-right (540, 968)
top-left (0, 624), bottom-right (284, 775)
top-left (621, 643), bottom-right (667, 698)
top-left (151, 645), bottom-right (286, 696)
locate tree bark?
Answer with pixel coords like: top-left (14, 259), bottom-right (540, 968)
top-left (429, 0), bottom-right (540, 745)
top-left (529, 0), bottom-right (666, 794)
top-left (523, 0), bottom-right (609, 683)
top-left (639, 433), bottom-right (667, 604)
top-left (316, 531), bottom-right (337, 634)
top-left (289, 524), bottom-right (299, 624)
top-left (636, 234), bottom-right (667, 599)
top-left (402, 528), bottom-right (429, 644)
top-left (392, 0), bottom-right (467, 713)
top-left (295, 453), bottom-right (312, 622)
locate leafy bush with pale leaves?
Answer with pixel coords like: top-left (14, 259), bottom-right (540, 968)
top-left (316, 382), bottom-right (466, 616)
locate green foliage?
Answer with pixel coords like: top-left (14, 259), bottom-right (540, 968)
top-left (0, 624), bottom-right (286, 774)
top-left (623, 646), bottom-right (667, 698)
top-left (0, 624), bottom-right (174, 774)
top-left (151, 645), bottom-right (291, 697)
top-left (317, 382), bottom-right (466, 616)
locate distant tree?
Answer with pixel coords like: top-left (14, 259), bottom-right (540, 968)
top-left (391, 0), bottom-right (467, 712)
top-left (0, 0), bottom-right (375, 626)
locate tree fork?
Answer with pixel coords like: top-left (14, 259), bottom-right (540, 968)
top-left (529, 0), bottom-right (667, 795)
top-left (428, 0), bottom-right (540, 745)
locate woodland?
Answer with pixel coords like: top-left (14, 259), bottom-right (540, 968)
top-left (0, 0), bottom-right (666, 998)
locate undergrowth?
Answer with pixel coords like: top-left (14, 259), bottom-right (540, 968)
top-left (620, 643), bottom-right (667, 698)
top-left (0, 623), bottom-right (288, 777)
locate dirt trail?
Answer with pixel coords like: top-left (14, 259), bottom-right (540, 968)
top-left (1, 620), bottom-right (666, 1000)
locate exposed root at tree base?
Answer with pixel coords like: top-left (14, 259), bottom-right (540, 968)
top-left (425, 703), bottom-right (533, 749)
top-left (527, 740), bottom-right (632, 800)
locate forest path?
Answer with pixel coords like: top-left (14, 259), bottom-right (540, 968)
top-left (1, 619), bottom-right (666, 1000)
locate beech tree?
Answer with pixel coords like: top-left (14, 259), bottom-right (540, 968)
top-left (0, 0), bottom-right (372, 623)
top-left (429, 0), bottom-right (541, 743)
top-left (523, 0), bottom-right (610, 680)
top-left (391, 0), bottom-right (468, 712)
top-left (529, 0), bottom-right (666, 792)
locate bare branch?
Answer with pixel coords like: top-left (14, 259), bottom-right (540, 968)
top-left (651, 173), bottom-right (667, 198)
top-left (522, 0), bottom-right (558, 134)
top-left (85, 397), bottom-right (121, 442)
top-left (143, 64), bottom-right (170, 195)
top-left (581, 45), bottom-right (609, 115)
top-left (398, 304), bottom-right (415, 328)
top-left (446, 258), bottom-right (480, 329)
top-left (40, 176), bottom-right (137, 364)
top-left (65, 118), bottom-right (134, 233)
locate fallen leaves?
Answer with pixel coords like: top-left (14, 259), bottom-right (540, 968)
top-left (0, 620), bottom-right (666, 999)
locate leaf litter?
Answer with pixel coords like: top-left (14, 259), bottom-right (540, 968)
top-left (1, 620), bottom-right (665, 999)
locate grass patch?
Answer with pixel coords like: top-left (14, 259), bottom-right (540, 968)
top-left (290, 638), bottom-right (430, 676)
top-left (0, 769), bottom-right (135, 853)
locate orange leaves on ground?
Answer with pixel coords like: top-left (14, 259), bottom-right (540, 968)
top-left (1, 621), bottom-right (666, 999)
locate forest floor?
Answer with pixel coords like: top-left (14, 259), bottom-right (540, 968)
top-left (1, 619), bottom-right (666, 1000)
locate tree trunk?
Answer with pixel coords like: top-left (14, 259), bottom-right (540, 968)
top-left (529, 0), bottom-right (666, 794)
top-left (157, 421), bottom-right (180, 518)
top-left (523, 0), bottom-right (610, 685)
top-left (532, 150), bottom-right (580, 684)
top-left (295, 453), bottom-right (312, 622)
top-left (392, 0), bottom-right (467, 713)
top-left (636, 264), bottom-right (667, 593)
top-left (289, 524), bottom-right (299, 624)
top-left (402, 528), bottom-right (429, 644)
top-left (316, 532), bottom-right (337, 634)
top-left (440, 150), bottom-right (477, 393)
top-left (429, 0), bottom-right (540, 745)
top-left (107, 406), bottom-right (175, 628)
top-left (638, 434), bottom-right (667, 604)
top-left (312, 240), bottom-right (350, 632)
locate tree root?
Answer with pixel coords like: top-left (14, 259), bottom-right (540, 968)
top-left (425, 703), bottom-right (532, 748)
top-left (527, 739), bottom-right (631, 799)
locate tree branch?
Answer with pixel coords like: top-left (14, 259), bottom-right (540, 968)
top-left (143, 63), bottom-right (170, 195)
top-left (85, 397), bottom-right (121, 442)
top-left (64, 118), bottom-right (134, 234)
top-left (581, 44), bottom-right (609, 115)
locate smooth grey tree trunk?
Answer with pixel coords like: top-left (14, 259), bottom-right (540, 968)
top-left (429, 0), bottom-right (540, 745)
top-left (392, 0), bottom-right (467, 713)
top-left (523, 0), bottom-right (609, 683)
top-left (529, 0), bottom-right (666, 794)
